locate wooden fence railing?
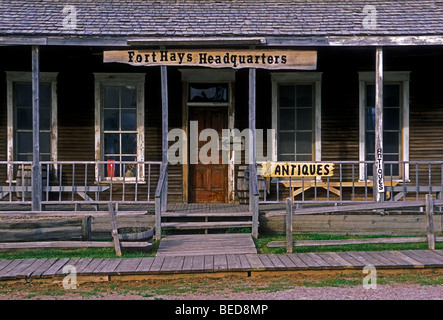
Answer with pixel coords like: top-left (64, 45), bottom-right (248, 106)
top-left (0, 203), bottom-right (152, 256)
top-left (268, 194), bottom-right (442, 253)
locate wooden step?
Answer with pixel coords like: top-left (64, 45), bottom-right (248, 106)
top-left (161, 221), bottom-right (252, 230)
top-left (161, 211), bottom-right (253, 218)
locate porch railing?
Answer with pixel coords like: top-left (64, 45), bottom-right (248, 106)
top-left (0, 160), bottom-right (162, 207)
top-left (256, 161), bottom-right (443, 205)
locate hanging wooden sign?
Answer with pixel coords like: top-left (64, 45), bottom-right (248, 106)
top-left (103, 49), bottom-right (317, 70)
top-left (260, 161), bottom-right (334, 178)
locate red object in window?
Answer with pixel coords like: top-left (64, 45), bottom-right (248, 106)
top-left (107, 160), bottom-right (115, 177)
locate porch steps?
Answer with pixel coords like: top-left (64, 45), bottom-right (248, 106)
top-left (161, 211), bottom-right (253, 218)
top-left (161, 221), bottom-right (253, 230)
top-left (161, 211), bottom-right (253, 234)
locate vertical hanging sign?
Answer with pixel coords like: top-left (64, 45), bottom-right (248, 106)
top-left (376, 148), bottom-right (385, 193)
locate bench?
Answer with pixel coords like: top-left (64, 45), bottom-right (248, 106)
top-left (281, 180), bottom-right (399, 200)
top-left (389, 185), bottom-right (443, 202)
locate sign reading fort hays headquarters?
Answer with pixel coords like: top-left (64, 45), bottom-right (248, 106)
top-left (104, 49), bottom-right (317, 70)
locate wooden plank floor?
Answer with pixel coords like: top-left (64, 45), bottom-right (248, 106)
top-left (156, 234), bottom-right (258, 256)
top-left (1, 249), bottom-right (443, 282)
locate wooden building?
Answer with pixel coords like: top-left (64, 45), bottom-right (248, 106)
top-left (1, 0), bottom-right (443, 228)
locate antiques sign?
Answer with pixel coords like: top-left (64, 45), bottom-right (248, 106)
top-left (103, 49), bottom-right (317, 70)
top-left (260, 161), bottom-right (334, 178)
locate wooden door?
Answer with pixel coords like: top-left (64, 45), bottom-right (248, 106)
top-left (189, 107), bottom-right (228, 203)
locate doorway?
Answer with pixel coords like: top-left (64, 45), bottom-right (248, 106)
top-left (180, 69), bottom-right (236, 203)
top-left (188, 107), bottom-right (228, 203)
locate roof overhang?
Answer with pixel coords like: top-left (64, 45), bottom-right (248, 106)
top-left (1, 35), bottom-right (443, 47)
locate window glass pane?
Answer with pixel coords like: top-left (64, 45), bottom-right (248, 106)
top-left (121, 133), bottom-right (137, 154)
top-left (40, 132), bottom-right (51, 154)
top-left (104, 156), bottom-right (120, 177)
top-left (40, 108), bottom-right (51, 131)
top-left (17, 154), bottom-right (32, 161)
top-left (121, 86), bottom-right (137, 108)
top-left (384, 84), bottom-right (400, 107)
top-left (17, 132), bottom-right (33, 154)
top-left (296, 154), bottom-right (313, 161)
top-left (296, 85), bottom-right (313, 107)
top-left (40, 84), bottom-right (51, 108)
top-left (104, 86), bottom-right (119, 109)
top-left (296, 108), bottom-right (313, 130)
top-left (279, 108), bottom-right (295, 131)
top-left (296, 132), bottom-right (312, 154)
top-left (122, 156), bottom-right (137, 177)
top-left (383, 132), bottom-right (399, 154)
top-left (384, 154), bottom-right (400, 176)
top-left (279, 132), bottom-right (295, 154)
top-left (104, 133), bottom-right (119, 155)
top-left (366, 107), bottom-right (375, 131)
top-left (104, 110), bottom-right (119, 131)
top-left (17, 107), bottom-right (32, 130)
top-left (189, 83), bottom-right (228, 102)
top-left (278, 154), bottom-right (294, 161)
top-left (15, 83), bottom-right (32, 107)
top-left (366, 84), bottom-right (375, 107)
top-left (121, 109), bottom-right (137, 131)
top-left (365, 132), bottom-right (375, 155)
top-left (279, 85), bottom-right (295, 108)
top-left (384, 108), bottom-right (400, 131)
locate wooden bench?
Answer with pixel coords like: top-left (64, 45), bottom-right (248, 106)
top-left (389, 185), bottom-right (443, 201)
top-left (282, 180), bottom-right (399, 200)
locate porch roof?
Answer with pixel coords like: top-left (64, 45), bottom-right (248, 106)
top-left (0, 0), bottom-right (443, 46)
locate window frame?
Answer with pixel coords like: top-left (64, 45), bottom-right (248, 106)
top-left (6, 71), bottom-right (58, 180)
top-left (271, 72), bottom-right (322, 163)
top-left (94, 73), bottom-right (146, 183)
top-left (358, 71), bottom-right (410, 182)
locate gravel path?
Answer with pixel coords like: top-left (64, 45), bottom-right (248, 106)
top-left (1, 284), bottom-right (442, 300)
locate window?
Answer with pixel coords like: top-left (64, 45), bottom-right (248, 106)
top-left (6, 72), bottom-right (58, 163)
top-left (359, 72), bottom-right (410, 181)
top-left (94, 73), bottom-right (145, 181)
top-left (271, 73), bottom-right (322, 163)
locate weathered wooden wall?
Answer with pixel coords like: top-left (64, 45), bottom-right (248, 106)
top-left (0, 46), bottom-right (443, 204)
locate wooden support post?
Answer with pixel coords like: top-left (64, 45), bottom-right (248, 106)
top-left (81, 216), bottom-right (92, 241)
top-left (108, 202), bottom-right (122, 256)
top-left (31, 45), bottom-right (42, 211)
top-left (160, 65), bottom-right (168, 212)
top-left (249, 68), bottom-right (259, 238)
top-left (286, 197), bottom-right (293, 253)
top-left (374, 47), bottom-right (384, 203)
top-left (155, 196), bottom-right (162, 241)
top-left (425, 194), bottom-right (435, 250)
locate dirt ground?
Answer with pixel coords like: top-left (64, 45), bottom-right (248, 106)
top-left (0, 271), bottom-right (442, 300)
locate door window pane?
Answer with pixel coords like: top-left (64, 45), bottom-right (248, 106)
top-left (189, 83), bottom-right (228, 102)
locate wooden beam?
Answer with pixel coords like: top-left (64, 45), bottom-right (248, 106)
top-left (425, 194), bottom-right (436, 250)
top-left (160, 65), bottom-right (168, 211)
top-left (374, 46), bottom-right (384, 203)
top-left (108, 203), bottom-right (122, 257)
top-left (31, 46), bottom-right (42, 211)
top-left (286, 198), bottom-right (293, 253)
top-left (248, 68), bottom-right (259, 238)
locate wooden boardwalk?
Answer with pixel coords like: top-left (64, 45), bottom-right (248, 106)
top-left (156, 234), bottom-right (258, 256)
top-left (1, 250), bottom-right (443, 282)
